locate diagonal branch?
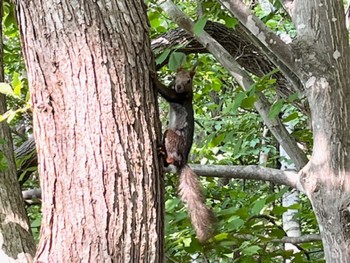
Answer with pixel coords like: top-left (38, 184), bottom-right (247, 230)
top-left (159, 0), bottom-right (308, 170)
top-left (217, 0), bottom-right (302, 90)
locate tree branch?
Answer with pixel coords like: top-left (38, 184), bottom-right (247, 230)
top-left (166, 164), bottom-right (303, 193)
top-left (151, 20), bottom-right (310, 115)
top-left (217, 0), bottom-right (302, 89)
top-left (159, 0), bottom-right (309, 170)
top-left (22, 188), bottom-right (41, 200)
top-left (272, 234), bottom-right (321, 244)
top-left (25, 163), bottom-right (303, 201)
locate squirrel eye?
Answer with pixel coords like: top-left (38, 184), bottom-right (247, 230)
top-left (187, 79), bottom-right (191, 84)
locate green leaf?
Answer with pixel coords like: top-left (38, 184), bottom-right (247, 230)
top-left (227, 217), bottom-right (244, 230)
top-left (251, 199), bottom-right (265, 215)
top-left (31, 217), bottom-right (42, 228)
top-left (183, 238), bottom-right (201, 253)
top-left (242, 245), bottom-right (261, 256)
top-left (232, 92), bottom-right (246, 112)
top-left (0, 83), bottom-right (15, 97)
top-left (12, 72), bottom-right (22, 97)
top-left (241, 95), bottom-right (257, 109)
top-left (272, 205), bottom-right (289, 215)
top-left (214, 232), bottom-right (229, 241)
top-left (287, 92), bottom-right (299, 102)
top-left (168, 51), bottom-right (186, 71)
top-left (183, 237), bottom-right (192, 247)
top-left (165, 198), bottom-right (181, 212)
top-left (283, 112), bottom-right (299, 123)
top-left (268, 99), bottom-right (283, 119)
top-left (156, 49), bottom-right (171, 65)
top-left (209, 133), bottom-right (225, 147)
top-left (193, 16), bottom-right (207, 36)
top-left (223, 17), bottom-right (238, 28)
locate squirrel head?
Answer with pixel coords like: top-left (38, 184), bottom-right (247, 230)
top-left (174, 68), bottom-right (195, 94)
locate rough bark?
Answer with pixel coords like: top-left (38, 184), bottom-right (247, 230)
top-left (0, 0), bottom-right (36, 261)
top-left (0, 97), bottom-right (36, 262)
top-left (0, 100), bottom-right (36, 262)
top-left (292, 1), bottom-right (350, 261)
top-left (15, 1), bottom-right (163, 262)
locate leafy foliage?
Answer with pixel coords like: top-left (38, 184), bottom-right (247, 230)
top-left (148, 1), bottom-right (322, 262)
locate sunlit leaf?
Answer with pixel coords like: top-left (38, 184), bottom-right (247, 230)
top-left (268, 99), bottom-right (283, 119)
top-left (0, 83), bottom-right (15, 97)
top-left (251, 199), bottom-right (265, 215)
top-left (193, 16), bottom-right (207, 36)
top-left (156, 49), bottom-right (171, 65)
top-left (242, 245), bottom-right (261, 256)
top-left (168, 51), bottom-right (186, 71)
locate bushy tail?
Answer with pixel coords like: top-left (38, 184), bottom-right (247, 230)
top-left (178, 165), bottom-right (216, 243)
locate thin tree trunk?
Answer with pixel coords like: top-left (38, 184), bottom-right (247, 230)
top-left (15, 1), bottom-right (163, 262)
top-left (0, 0), bottom-right (36, 261)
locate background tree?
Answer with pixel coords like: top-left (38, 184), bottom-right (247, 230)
top-left (0, 0), bottom-right (35, 261)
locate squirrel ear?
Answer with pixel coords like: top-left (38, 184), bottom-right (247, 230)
top-left (190, 69), bottom-right (196, 78)
top-left (190, 64), bottom-right (197, 77)
top-left (177, 66), bottom-right (183, 72)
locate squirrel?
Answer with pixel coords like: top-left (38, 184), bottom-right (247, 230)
top-left (152, 67), bottom-right (216, 243)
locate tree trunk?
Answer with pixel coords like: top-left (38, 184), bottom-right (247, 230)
top-left (293, 0), bottom-right (350, 261)
top-left (15, 1), bottom-right (164, 262)
top-left (0, 0), bottom-right (36, 260)
top-left (0, 98), bottom-right (36, 262)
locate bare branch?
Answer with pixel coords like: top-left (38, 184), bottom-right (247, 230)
top-left (166, 164), bottom-right (304, 193)
top-left (272, 234), bottom-right (322, 244)
top-left (232, 233), bottom-right (320, 244)
top-left (159, 0), bottom-right (308, 170)
top-left (217, 0), bottom-right (302, 90)
top-left (22, 188), bottom-right (41, 200)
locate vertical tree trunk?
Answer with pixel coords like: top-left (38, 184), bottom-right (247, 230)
top-left (0, 1), bottom-right (36, 261)
top-left (294, 0), bottom-right (350, 261)
top-left (15, 1), bottom-right (164, 262)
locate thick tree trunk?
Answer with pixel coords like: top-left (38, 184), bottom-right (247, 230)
top-left (293, 0), bottom-right (350, 261)
top-left (15, 1), bottom-right (163, 262)
top-left (0, 1), bottom-right (36, 260)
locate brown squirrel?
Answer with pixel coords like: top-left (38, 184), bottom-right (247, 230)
top-left (152, 68), bottom-right (215, 243)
